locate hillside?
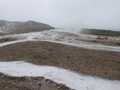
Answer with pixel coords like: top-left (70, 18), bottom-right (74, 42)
top-left (81, 28), bottom-right (120, 36)
top-left (0, 20), bottom-right (54, 34)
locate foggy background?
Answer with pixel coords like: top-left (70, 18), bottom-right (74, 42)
top-left (0, 0), bottom-right (120, 31)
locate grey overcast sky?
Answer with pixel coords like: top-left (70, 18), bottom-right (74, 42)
top-left (0, 0), bottom-right (120, 30)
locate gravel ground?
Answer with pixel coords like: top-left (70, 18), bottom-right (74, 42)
top-left (0, 41), bottom-right (120, 80)
top-left (0, 73), bottom-right (71, 90)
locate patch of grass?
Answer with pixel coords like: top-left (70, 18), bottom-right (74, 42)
top-left (96, 36), bottom-right (103, 39)
top-left (105, 37), bottom-right (108, 40)
top-left (54, 62), bottom-right (59, 65)
top-left (115, 42), bottom-right (120, 45)
top-left (117, 61), bottom-right (120, 65)
top-left (92, 40), bottom-right (98, 43)
top-left (81, 29), bottom-right (120, 36)
top-left (0, 38), bottom-right (16, 43)
top-left (96, 36), bottom-right (108, 40)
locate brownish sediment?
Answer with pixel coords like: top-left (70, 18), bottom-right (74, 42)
top-left (0, 41), bottom-right (120, 80)
top-left (0, 73), bottom-right (71, 90)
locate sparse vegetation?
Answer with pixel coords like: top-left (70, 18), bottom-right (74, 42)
top-left (96, 36), bottom-right (103, 39)
top-left (81, 29), bottom-right (120, 36)
top-left (92, 40), bottom-right (97, 43)
top-left (117, 61), bottom-right (120, 65)
top-left (115, 42), bottom-right (120, 45)
top-left (54, 62), bottom-right (60, 65)
top-left (105, 37), bottom-right (108, 39)
top-left (96, 36), bottom-right (108, 40)
top-left (0, 38), bottom-right (16, 43)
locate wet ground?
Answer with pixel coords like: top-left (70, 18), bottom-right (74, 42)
top-left (0, 73), bottom-right (70, 90)
top-left (0, 29), bottom-right (120, 52)
top-left (0, 29), bottom-right (120, 90)
top-left (0, 41), bottom-right (120, 80)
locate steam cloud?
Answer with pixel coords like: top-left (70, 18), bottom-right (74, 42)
top-left (0, 0), bottom-right (120, 31)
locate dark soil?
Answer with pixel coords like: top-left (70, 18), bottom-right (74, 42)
top-left (0, 73), bottom-right (71, 90)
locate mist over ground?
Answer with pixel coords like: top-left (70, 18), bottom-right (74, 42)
top-left (0, 0), bottom-right (120, 31)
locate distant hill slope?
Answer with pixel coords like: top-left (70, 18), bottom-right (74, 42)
top-left (81, 28), bottom-right (120, 36)
top-left (0, 20), bottom-right (54, 34)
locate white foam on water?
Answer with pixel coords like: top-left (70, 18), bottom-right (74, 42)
top-left (0, 29), bottom-right (120, 52)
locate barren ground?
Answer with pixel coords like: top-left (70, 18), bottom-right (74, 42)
top-left (0, 73), bottom-right (70, 90)
top-left (0, 41), bottom-right (120, 80)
